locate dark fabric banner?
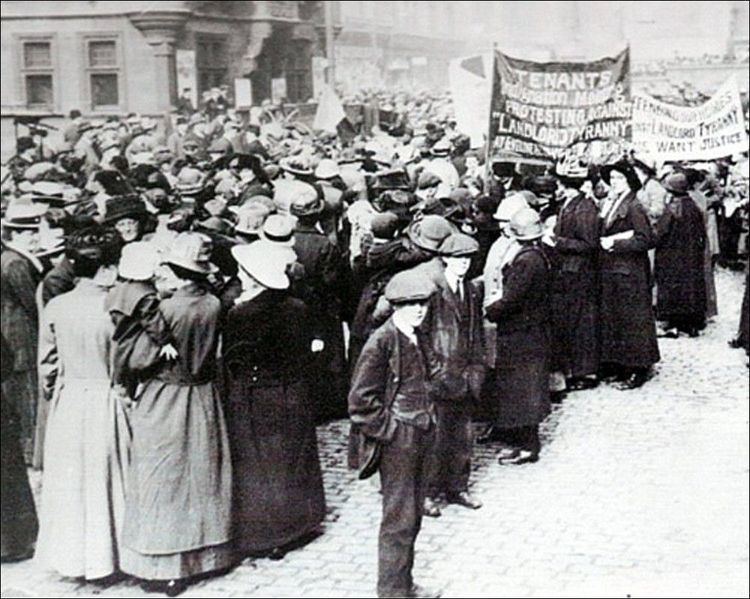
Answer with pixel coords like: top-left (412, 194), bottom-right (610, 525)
top-left (489, 48), bottom-right (632, 163)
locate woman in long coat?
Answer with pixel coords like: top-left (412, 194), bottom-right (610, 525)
top-left (121, 233), bottom-right (234, 594)
top-left (550, 173), bottom-right (600, 389)
top-left (485, 208), bottom-right (552, 465)
top-left (655, 172), bottom-right (708, 336)
top-left (35, 225), bottom-right (130, 579)
top-left (225, 243), bottom-right (325, 557)
top-left (598, 161), bottom-right (660, 390)
top-left (1, 204), bottom-right (46, 465)
top-left (1, 334), bottom-right (38, 561)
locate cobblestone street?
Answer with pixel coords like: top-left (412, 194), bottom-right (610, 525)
top-left (2, 268), bottom-right (748, 599)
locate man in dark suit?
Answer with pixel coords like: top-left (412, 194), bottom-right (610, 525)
top-left (417, 232), bottom-right (485, 516)
top-left (349, 270), bottom-right (441, 599)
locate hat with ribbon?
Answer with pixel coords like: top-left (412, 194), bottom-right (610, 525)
top-left (1, 202), bottom-right (47, 229)
top-left (260, 214), bottom-right (296, 247)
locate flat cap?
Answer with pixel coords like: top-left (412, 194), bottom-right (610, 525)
top-left (385, 270), bottom-right (436, 304)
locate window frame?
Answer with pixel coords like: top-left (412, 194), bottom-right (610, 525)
top-left (16, 33), bottom-right (58, 110)
top-left (195, 33), bottom-right (229, 96)
top-left (80, 32), bottom-right (125, 113)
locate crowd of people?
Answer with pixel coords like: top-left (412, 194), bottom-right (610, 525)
top-left (1, 90), bottom-right (748, 599)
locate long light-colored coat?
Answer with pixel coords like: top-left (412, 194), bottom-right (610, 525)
top-left (36, 278), bottom-right (130, 580)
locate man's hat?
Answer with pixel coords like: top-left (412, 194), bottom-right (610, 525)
top-left (315, 158), bottom-right (340, 180)
top-left (1, 202), bottom-right (47, 229)
top-left (175, 167), bottom-right (206, 196)
top-left (385, 270), bottom-right (436, 304)
top-left (260, 214), bottom-right (296, 247)
top-left (407, 214), bottom-right (455, 252)
top-left (234, 203), bottom-right (271, 236)
top-left (163, 232), bottom-right (218, 274)
top-left (494, 192), bottom-right (531, 222)
top-left (438, 232), bottom-right (479, 257)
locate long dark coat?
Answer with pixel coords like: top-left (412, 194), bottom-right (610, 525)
top-left (1, 334), bottom-right (38, 560)
top-left (485, 244), bottom-right (551, 429)
top-left (293, 223), bottom-right (348, 420)
top-left (599, 193), bottom-right (660, 369)
top-left (654, 195), bottom-right (707, 321)
top-left (1, 247), bottom-right (42, 464)
top-left (121, 283), bottom-right (234, 581)
top-left (223, 290), bottom-right (325, 553)
top-left (551, 193), bottom-right (600, 378)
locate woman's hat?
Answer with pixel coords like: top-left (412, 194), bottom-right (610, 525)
top-left (493, 192), bottom-right (531, 222)
top-left (118, 241), bottom-right (161, 281)
top-left (103, 195), bottom-right (148, 224)
top-left (662, 172), bottom-right (689, 195)
top-left (231, 243), bottom-right (290, 290)
top-left (508, 207), bottom-right (544, 241)
top-left (66, 224), bottom-right (122, 264)
top-left (407, 214), bottom-right (455, 252)
top-left (1, 202), bottom-right (48, 229)
top-left (163, 232), bottom-right (218, 274)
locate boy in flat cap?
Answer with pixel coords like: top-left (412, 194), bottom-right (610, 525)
top-left (348, 270), bottom-right (441, 599)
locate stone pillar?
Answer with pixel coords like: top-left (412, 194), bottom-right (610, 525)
top-left (129, 10), bottom-right (190, 113)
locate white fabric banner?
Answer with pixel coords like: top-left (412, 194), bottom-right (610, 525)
top-left (448, 53), bottom-right (494, 148)
top-left (632, 77), bottom-right (749, 161)
top-left (313, 84), bottom-right (346, 133)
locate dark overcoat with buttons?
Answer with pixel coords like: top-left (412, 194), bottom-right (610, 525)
top-left (223, 289), bottom-right (325, 553)
top-left (598, 193), bottom-right (661, 369)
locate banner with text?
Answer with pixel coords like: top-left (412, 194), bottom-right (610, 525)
top-left (632, 77), bottom-right (748, 161)
top-left (489, 49), bottom-right (631, 163)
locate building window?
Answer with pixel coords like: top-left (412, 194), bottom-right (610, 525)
top-left (196, 36), bottom-right (229, 95)
top-left (20, 39), bottom-right (54, 108)
top-left (85, 38), bottom-right (121, 110)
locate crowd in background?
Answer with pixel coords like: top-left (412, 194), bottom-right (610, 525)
top-left (1, 88), bottom-right (748, 597)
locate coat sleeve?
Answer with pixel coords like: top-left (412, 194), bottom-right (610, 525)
top-left (348, 331), bottom-right (390, 440)
top-left (555, 201), bottom-right (599, 254)
top-left (134, 294), bottom-right (173, 347)
top-left (653, 206), bottom-right (675, 248)
top-left (38, 302), bottom-right (59, 402)
top-left (485, 253), bottom-right (540, 322)
top-left (610, 201), bottom-right (653, 253)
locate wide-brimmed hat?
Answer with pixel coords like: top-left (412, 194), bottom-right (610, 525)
top-left (407, 214), bottom-right (455, 252)
top-left (163, 232), bottom-right (218, 274)
top-left (508, 207), bottom-right (544, 241)
top-left (118, 241), bottom-right (161, 281)
top-left (600, 159), bottom-right (642, 192)
top-left (290, 189), bottom-right (325, 218)
top-left (431, 138), bottom-right (451, 157)
top-left (103, 195), bottom-right (148, 224)
top-left (1, 202), bottom-right (47, 229)
top-left (231, 243), bottom-right (290, 290)
top-left (30, 181), bottom-right (82, 209)
top-left (66, 224), bottom-right (122, 265)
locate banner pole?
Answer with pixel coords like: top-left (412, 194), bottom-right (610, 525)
top-left (484, 43), bottom-right (497, 188)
